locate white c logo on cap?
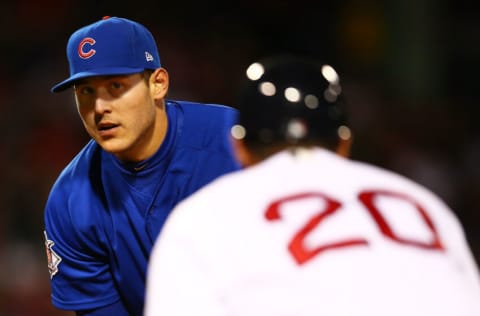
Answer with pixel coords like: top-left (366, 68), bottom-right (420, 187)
top-left (78, 37), bottom-right (96, 59)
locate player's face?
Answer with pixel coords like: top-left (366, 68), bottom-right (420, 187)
top-left (74, 71), bottom-right (168, 162)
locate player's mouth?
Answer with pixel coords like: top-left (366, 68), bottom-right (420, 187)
top-left (97, 122), bottom-right (120, 137)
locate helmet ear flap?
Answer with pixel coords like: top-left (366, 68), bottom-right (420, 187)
top-left (235, 55), bottom-right (349, 147)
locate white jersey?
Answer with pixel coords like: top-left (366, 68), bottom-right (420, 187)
top-left (144, 148), bottom-right (480, 316)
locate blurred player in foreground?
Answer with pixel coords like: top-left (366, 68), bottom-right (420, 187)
top-left (144, 56), bottom-right (480, 316)
top-left (43, 16), bottom-right (240, 316)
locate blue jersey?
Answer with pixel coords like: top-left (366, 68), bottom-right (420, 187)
top-left (43, 100), bottom-right (241, 315)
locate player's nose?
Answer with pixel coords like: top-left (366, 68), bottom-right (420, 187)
top-left (94, 90), bottom-right (113, 114)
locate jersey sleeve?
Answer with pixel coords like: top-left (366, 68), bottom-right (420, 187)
top-left (43, 179), bottom-right (124, 312)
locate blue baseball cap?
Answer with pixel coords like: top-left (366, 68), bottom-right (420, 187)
top-left (51, 16), bottom-right (161, 93)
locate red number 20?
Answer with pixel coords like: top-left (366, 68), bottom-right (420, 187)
top-left (265, 190), bottom-right (444, 265)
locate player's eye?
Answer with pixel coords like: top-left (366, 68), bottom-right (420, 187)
top-left (110, 81), bottom-right (123, 90)
top-left (76, 86), bottom-right (95, 95)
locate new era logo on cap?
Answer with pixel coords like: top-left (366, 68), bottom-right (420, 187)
top-left (145, 51), bottom-right (154, 62)
top-left (51, 16), bottom-right (161, 92)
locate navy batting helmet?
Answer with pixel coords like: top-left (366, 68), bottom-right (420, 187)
top-left (232, 55), bottom-right (350, 148)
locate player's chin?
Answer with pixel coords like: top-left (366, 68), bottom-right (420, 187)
top-left (96, 137), bottom-right (130, 155)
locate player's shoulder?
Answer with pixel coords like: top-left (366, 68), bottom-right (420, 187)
top-left (167, 100), bottom-right (239, 152)
top-left (46, 139), bottom-right (103, 208)
top-left (45, 140), bottom-right (106, 234)
top-left (348, 156), bottom-right (450, 206)
top-left (168, 99), bottom-right (238, 122)
top-left (172, 99), bottom-right (237, 112)
top-left (283, 148), bottom-right (450, 208)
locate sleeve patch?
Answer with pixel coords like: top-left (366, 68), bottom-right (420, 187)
top-left (44, 230), bottom-right (62, 279)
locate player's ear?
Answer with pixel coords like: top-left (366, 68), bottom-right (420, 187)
top-left (149, 67), bottom-right (169, 100)
top-left (231, 137), bottom-right (255, 167)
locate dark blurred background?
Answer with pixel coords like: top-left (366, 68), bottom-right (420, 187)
top-left (0, 0), bottom-right (478, 315)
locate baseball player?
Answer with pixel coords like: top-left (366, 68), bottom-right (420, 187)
top-left (144, 56), bottom-right (480, 316)
top-left (43, 16), bottom-right (241, 315)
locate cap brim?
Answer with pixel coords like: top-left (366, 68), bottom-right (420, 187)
top-left (51, 67), bottom-right (146, 93)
